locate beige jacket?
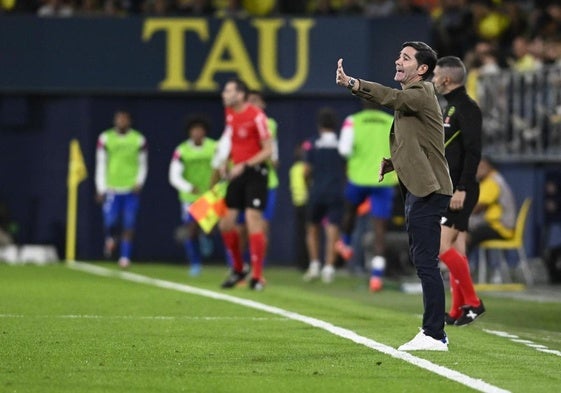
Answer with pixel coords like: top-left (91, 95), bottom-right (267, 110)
top-left (354, 79), bottom-right (453, 197)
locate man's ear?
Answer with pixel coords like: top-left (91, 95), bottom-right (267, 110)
top-left (418, 64), bottom-right (428, 76)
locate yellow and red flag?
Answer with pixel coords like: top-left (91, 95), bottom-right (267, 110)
top-left (188, 182), bottom-right (228, 234)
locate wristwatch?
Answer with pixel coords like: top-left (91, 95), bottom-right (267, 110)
top-left (347, 77), bottom-right (356, 90)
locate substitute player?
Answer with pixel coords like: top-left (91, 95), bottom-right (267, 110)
top-left (169, 116), bottom-right (217, 276)
top-left (95, 110), bottom-right (148, 268)
top-left (336, 100), bottom-right (397, 292)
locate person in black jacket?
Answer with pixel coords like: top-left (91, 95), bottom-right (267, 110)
top-left (432, 56), bottom-right (485, 327)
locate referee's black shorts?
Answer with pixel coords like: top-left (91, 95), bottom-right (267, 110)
top-left (225, 164), bottom-right (268, 211)
top-left (441, 184), bottom-right (479, 232)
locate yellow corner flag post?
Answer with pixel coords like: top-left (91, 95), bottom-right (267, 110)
top-left (66, 139), bottom-right (88, 264)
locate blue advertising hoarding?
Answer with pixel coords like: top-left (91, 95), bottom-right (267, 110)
top-left (0, 16), bottom-right (431, 94)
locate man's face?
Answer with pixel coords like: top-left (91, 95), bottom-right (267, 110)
top-left (189, 124), bottom-right (206, 145)
top-left (432, 65), bottom-right (449, 95)
top-left (222, 82), bottom-right (243, 108)
top-left (394, 46), bottom-right (425, 86)
top-left (114, 112), bottom-right (131, 132)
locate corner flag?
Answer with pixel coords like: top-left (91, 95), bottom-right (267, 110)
top-left (68, 139), bottom-right (88, 186)
top-left (66, 139), bottom-right (88, 263)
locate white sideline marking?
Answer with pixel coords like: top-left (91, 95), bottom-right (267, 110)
top-left (0, 314), bottom-right (288, 321)
top-left (70, 262), bottom-right (509, 393)
top-left (483, 329), bottom-right (561, 357)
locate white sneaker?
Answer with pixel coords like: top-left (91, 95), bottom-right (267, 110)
top-left (303, 261), bottom-right (321, 282)
top-left (118, 257), bottom-right (130, 268)
top-left (321, 265), bottom-right (335, 283)
top-left (398, 329), bottom-right (448, 351)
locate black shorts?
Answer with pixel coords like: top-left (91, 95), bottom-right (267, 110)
top-left (441, 184), bottom-right (479, 232)
top-left (225, 164), bottom-right (268, 211)
top-left (306, 195), bottom-right (344, 225)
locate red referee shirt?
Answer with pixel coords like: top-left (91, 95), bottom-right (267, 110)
top-left (223, 103), bottom-right (270, 164)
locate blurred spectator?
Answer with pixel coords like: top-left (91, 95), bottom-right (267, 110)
top-left (175, 0), bottom-right (214, 15)
top-left (340, 0), bottom-right (363, 15)
top-left (392, 0), bottom-right (427, 16)
top-left (467, 157), bottom-right (516, 256)
top-left (471, 0), bottom-right (510, 43)
top-left (143, 0), bottom-right (171, 16)
top-left (410, 0), bottom-right (438, 14)
top-left (542, 37), bottom-right (561, 66)
top-left (243, 0), bottom-right (276, 16)
top-left (509, 35), bottom-right (542, 72)
top-left (312, 0), bottom-right (336, 16)
top-left (277, 0), bottom-right (306, 14)
top-left (1, 0), bottom-right (15, 13)
top-left (77, 0), bottom-right (102, 16)
top-left (37, 0), bottom-right (74, 16)
top-left (363, 0), bottom-right (393, 18)
top-left (214, 0), bottom-right (247, 18)
top-left (500, 1), bottom-right (530, 48)
top-left (465, 41), bottom-right (502, 101)
top-left (102, 0), bottom-right (126, 15)
top-left (289, 143), bottom-right (309, 270)
top-left (531, 3), bottom-right (561, 41)
top-left (431, 0), bottom-right (476, 58)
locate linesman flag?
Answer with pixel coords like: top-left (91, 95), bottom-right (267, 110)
top-left (188, 182), bottom-right (228, 234)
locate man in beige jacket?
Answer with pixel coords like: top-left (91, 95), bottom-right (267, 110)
top-left (336, 41), bottom-right (453, 351)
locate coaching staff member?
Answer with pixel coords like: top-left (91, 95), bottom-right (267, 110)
top-left (336, 41), bottom-right (453, 351)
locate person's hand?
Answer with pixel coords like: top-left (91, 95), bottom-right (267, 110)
top-left (336, 58), bottom-right (350, 88)
top-left (449, 190), bottom-right (466, 211)
top-left (229, 163), bottom-right (246, 179)
top-left (378, 158), bottom-right (394, 182)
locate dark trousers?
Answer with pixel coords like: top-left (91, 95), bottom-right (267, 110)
top-left (293, 204), bottom-right (309, 270)
top-left (405, 191), bottom-right (450, 340)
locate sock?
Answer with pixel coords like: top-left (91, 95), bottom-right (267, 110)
top-left (184, 238), bottom-right (201, 267)
top-left (370, 255), bottom-right (386, 278)
top-left (222, 230), bottom-right (244, 272)
top-left (448, 272), bottom-right (464, 319)
top-left (440, 248), bottom-right (480, 308)
top-left (120, 239), bottom-right (131, 260)
top-left (249, 232), bottom-right (266, 280)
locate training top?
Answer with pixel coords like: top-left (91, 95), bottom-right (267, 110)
top-left (222, 103), bottom-right (270, 165)
top-left (267, 117), bottom-right (279, 189)
top-left (169, 138), bottom-right (217, 203)
top-left (95, 128), bottom-right (147, 194)
top-left (339, 109), bottom-right (397, 186)
top-left (289, 160), bottom-right (308, 207)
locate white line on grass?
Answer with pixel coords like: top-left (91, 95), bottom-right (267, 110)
top-left (70, 262), bottom-right (509, 393)
top-left (483, 329), bottom-right (561, 357)
top-left (0, 314), bottom-right (289, 321)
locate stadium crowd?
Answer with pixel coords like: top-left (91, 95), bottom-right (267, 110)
top-left (1, 1), bottom-right (561, 69)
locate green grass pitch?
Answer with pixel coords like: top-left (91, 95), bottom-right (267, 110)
top-left (1, 262), bottom-right (560, 393)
